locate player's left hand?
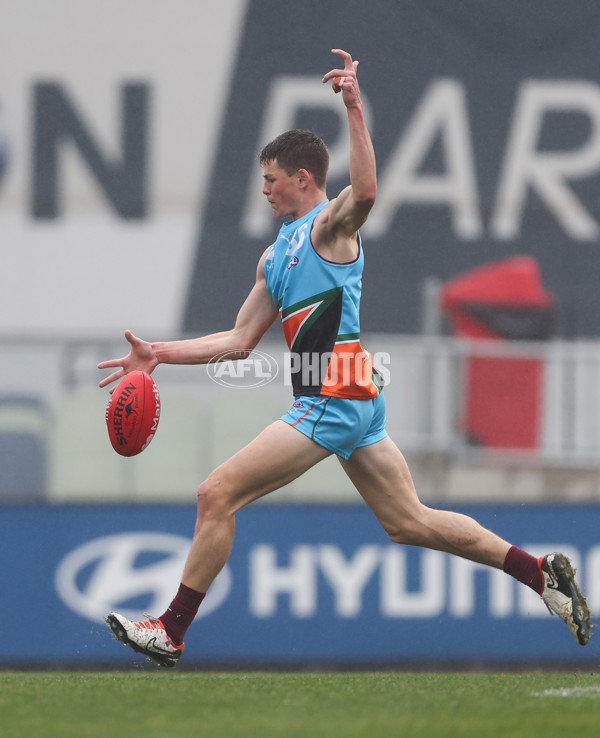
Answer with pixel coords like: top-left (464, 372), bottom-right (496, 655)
top-left (98, 329), bottom-right (158, 389)
top-left (322, 48), bottom-right (361, 106)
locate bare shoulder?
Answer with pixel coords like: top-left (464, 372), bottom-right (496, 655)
top-left (312, 189), bottom-right (360, 262)
top-left (255, 245), bottom-right (273, 278)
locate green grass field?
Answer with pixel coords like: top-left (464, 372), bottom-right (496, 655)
top-left (1, 670), bottom-right (599, 738)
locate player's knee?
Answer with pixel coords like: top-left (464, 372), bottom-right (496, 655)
top-left (384, 515), bottom-right (428, 546)
top-left (196, 473), bottom-right (233, 520)
top-left (387, 525), bottom-right (418, 546)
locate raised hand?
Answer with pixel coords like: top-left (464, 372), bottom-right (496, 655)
top-left (322, 48), bottom-right (361, 106)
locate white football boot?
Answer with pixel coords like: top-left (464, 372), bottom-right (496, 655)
top-left (539, 553), bottom-right (592, 646)
top-left (106, 612), bottom-right (184, 667)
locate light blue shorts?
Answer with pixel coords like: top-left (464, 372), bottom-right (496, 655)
top-left (280, 393), bottom-right (387, 460)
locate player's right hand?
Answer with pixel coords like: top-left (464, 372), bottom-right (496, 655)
top-left (322, 48), bottom-right (360, 107)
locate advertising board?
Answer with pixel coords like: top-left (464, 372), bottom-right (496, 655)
top-left (1, 503), bottom-right (598, 666)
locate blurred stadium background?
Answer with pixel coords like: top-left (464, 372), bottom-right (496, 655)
top-left (2, 0), bottom-right (600, 668)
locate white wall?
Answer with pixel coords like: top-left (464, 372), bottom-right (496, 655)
top-left (0, 0), bottom-right (247, 335)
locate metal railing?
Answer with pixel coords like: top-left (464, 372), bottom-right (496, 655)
top-left (3, 334), bottom-right (600, 503)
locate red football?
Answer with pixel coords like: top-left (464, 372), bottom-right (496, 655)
top-left (105, 370), bottom-right (161, 457)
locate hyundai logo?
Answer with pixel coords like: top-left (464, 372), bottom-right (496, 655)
top-left (55, 532), bottom-right (231, 623)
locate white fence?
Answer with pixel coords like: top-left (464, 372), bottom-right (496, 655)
top-left (3, 334), bottom-right (600, 504)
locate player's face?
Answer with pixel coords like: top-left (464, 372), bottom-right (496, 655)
top-left (262, 160), bottom-right (301, 219)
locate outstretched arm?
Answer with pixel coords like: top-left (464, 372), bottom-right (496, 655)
top-left (321, 48), bottom-right (377, 235)
top-left (98, 250), bottom-right (278, 388)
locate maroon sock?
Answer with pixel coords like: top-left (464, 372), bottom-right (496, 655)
top-left (503, 545), bottom-right (544, 594)
top-left (159, 583), bottom-right (205, 645)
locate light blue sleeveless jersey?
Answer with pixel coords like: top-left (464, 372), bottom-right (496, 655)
top-left (263, 199), bottom-right (380, 399)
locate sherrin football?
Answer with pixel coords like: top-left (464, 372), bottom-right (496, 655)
top-left (105, 370), bottom-right (161, 457)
